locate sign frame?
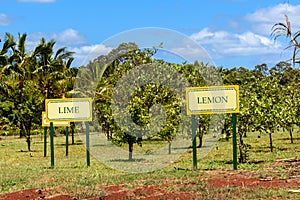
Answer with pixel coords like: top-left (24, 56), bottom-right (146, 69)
top-left (42, 112), bottom-right (70, 127)
top-left (45, 98), bottom-right (93, 122)
top-left (186, 85), bottom-right (239, 115)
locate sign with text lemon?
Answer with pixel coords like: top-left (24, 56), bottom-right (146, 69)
top-left (46, 98), bottom-right (92, 122)
top-left (186, 85), bottom-right (239, 115)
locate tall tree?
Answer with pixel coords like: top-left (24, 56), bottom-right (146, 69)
top-left (95, 43), bottom-right (156, 160)
top-left (272, 15), bottom-right (300, 65)
top-left (2, 33), bottom-right (36, 139)
top-left (0, 33), bottom-right (75, 151)
top-left (33, 38), bottom-right (74, 100)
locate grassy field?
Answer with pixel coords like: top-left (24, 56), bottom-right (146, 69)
top-left (1, 129), bottom-right (300, 199)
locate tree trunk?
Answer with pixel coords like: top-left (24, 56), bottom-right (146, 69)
top-left (25, 119), bottom-right (32, 152)
top-left (105, 122), bottom-right (110, 140)
top-left (19, 81), bottom-right (24, 138)
top-left (243, 124), bottom-right (248, 137)
top-left (198, 124), bottom-right (203, 148)
top-left (198, 136), bottom-right (203, 148)
top-left (269, 132), bottom-right (273, 152)
top-left (238, 133), bottom-right (244, 163)
top-left (19, 129), bottom-right (25, 138)
top-left (168, 142), bottom-right (171, 154)
top-left (19, 81), bottom-right (23, 104)
top-left (71, 125), bottom-right (75, 145)
top-left (128, 140), bottom-right (133, 160)
top-left (26, 136), bottom-right (31, 152)
top-left (289, 127), bottom-right (293, 144)
top-left (110, 129), bottom-right (113, 140)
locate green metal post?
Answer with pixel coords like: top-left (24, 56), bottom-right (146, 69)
top-left (50, 122), bottom-right (54, 169)
top-left (85, 122), bottom-right (90, 167)
top-left (43, 127), bottom-right (47, 157)
top-left (66, 126), bottom-right (69, 156)
top-left (191, 115), bottom-right (197, 170)
top-left (232, 113), bottom-right (237, 170)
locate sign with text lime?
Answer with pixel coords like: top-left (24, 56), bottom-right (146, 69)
top-left (186, 85), bottom-right (239, 115)
top-left (45, 98), bottom-right (92, 122)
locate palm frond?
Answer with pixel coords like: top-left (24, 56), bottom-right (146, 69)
top-left (293, 46), bottom-right (297, 64)
top-left (285, 15), bottom-right (292, 36)
top-left (272, 15), bottom-right (300, 65)
top-left (2, 33), bottom-right (16, 53)
top-left (65, 57), bottom-right (74, 69)
top-left (17, 33), bottom-right (27, 56)
top-left (293, 30), bottom-right (300, 47)
top-left (54, 47), bottom-right (66, 59)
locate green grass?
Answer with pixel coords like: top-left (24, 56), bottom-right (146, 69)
top-left (1, 129), bottom-right (300, 199)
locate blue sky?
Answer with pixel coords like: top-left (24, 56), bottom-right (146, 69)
top-left (1, 0), bottom-right (300, 69)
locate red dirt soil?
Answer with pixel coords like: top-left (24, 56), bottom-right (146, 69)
top-left (1, 170), bottom-right (300, 200)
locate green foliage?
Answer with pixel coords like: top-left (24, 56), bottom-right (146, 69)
top-left (221, 62), bottom-right (300, 161)
top-left (91, 42), bottom-right (226, 159)
top-left (94, 44), bottom-right (183, 158)
top-left (19, 80), bottom-right (44, 149)
top-left (129, 84), bottom-right (181, 143)
top-left (1, 28), bottom-right (300, 163)
top-left (0, 33), bottom-right (75, 150)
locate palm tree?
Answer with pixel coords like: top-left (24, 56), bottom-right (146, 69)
top-left (1, 33), bottom-right (37, 140)
top-left (0, 33), bottom-right (75, 151)
top-left (271, 15), bottom-right (300, 65)
top-left (33, 38), bottom-right (74, 100)
top-left (0, 35), bottom-right (15, 95)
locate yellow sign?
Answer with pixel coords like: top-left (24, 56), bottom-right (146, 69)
top-left (45, 98), bottom-right (92, 122)
top-left (42, 112), bottom-right (70, 127)
top-left (186, 85), bottom-right (239, 115)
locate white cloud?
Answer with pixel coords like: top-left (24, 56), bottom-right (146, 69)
top-left (190, 28), bottom-right (281, 58)
top-left (0, 13), bottom-right (11, 26)
top-left (189, 3), bottom-right (300, 67)
top-left (245, 3), bottom-right (300, 35)
top-left (27, 29), bottom-right (87, 47)
top-left (17, 0), bottom-right (55, 2)
top-left (70, 44), bottom-right (112, 67)
top-left (26, 31), bottom-right (112, 67)
top-left (52, 29), bottom-right (86, 45)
